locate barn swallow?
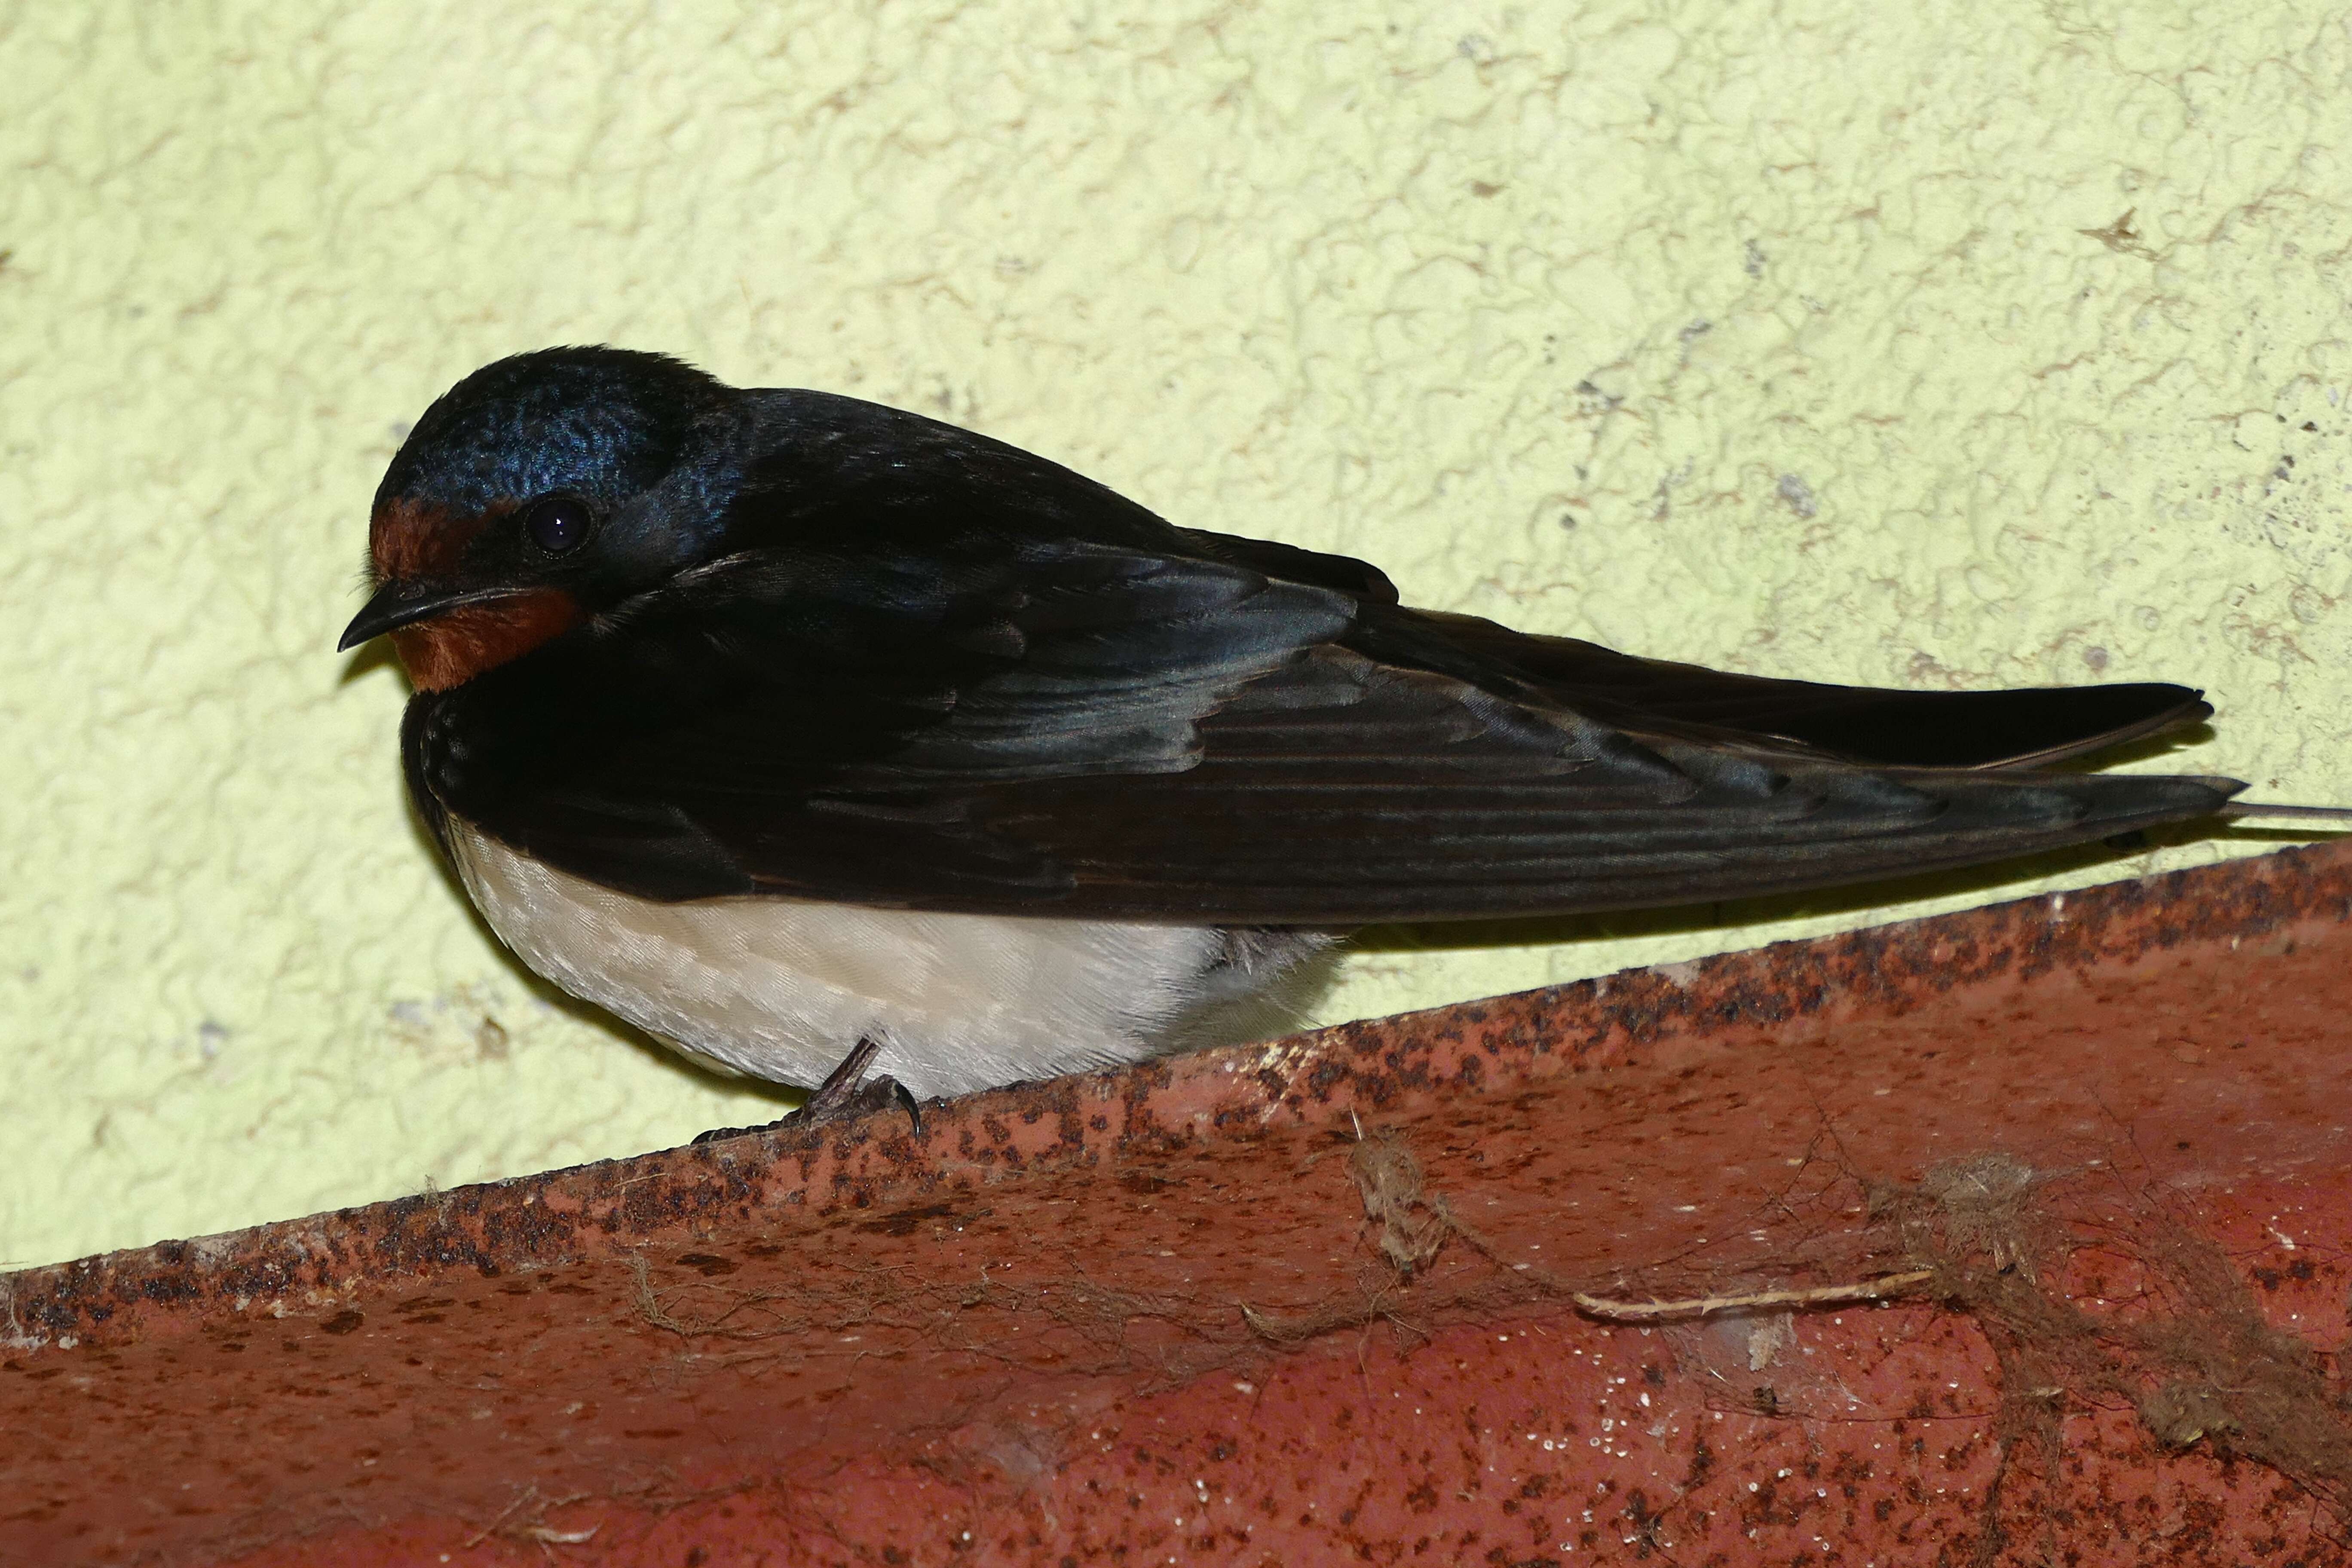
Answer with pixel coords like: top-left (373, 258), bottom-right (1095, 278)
top-left (338, 347), bottom-right (2327, 1131)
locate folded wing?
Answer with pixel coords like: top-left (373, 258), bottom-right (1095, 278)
top-left (408, 528), bottom-right (2238, 921)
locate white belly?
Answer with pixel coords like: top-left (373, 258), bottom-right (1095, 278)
top-left (444, 820), bottom-right (1262, 1099)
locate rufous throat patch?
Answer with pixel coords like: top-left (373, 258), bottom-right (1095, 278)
top-left (391, 589), bottom-right (585, 691)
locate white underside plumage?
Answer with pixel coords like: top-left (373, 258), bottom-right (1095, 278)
top-left (446, 820), bottom-right (1320, 1099)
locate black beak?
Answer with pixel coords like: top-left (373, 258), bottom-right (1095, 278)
top-left (337, 582), bottom-right (518, 652)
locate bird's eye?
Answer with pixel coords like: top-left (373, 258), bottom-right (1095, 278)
top-left (521, 495), bottom-right (592, 556)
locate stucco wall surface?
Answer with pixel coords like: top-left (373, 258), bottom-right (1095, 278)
top-left (3, 2), bottom-right (2348, 1271)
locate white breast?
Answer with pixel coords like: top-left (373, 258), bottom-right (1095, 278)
top-left (444, 820), bottom-right (1268, 1099)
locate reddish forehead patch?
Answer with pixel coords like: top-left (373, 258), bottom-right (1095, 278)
top-left (391, 588), bottom-right (585, 692)
top-left (370, 497), bottom-right (511, 582)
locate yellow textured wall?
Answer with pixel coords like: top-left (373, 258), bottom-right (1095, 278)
top-left (5, 3), bottom-right (2347, 1270)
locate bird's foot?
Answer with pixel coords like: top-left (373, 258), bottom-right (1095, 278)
top-left (691, 1037), bottom-right (923, 1145)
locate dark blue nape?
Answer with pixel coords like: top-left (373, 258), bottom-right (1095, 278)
top-left (377, 347), bottom-right (725, 515)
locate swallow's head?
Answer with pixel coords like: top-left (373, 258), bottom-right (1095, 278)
top-left (340, 346), bottom-right (734, 690)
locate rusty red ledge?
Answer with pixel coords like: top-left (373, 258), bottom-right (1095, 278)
top-left (7, 839), bottom-right (2348, 1350)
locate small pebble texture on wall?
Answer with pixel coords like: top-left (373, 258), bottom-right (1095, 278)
top-left (5, 3), bottom-right (2349, 1269)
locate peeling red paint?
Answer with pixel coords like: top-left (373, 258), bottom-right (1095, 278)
top-left (8, 843), bottom-right (2352, 1565)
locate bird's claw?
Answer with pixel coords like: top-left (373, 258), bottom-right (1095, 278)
top-left (691, 1036), bottom-right (923, 1144)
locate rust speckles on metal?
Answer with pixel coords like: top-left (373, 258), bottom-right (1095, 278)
top-left (7, 842), bottom-right (2352, 1565)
